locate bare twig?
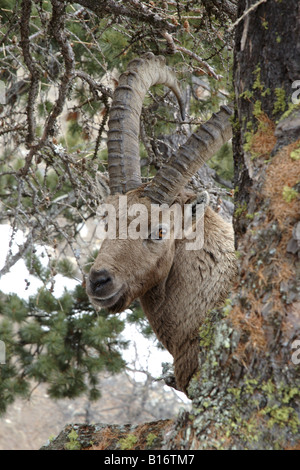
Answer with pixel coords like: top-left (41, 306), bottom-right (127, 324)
top-left (228, 0), bottom-right (268, 32)
top-left (20, 0), bottom-right (40, 144)
top-left (44, 0), bottom-right (75, 138)
top-left (75, 71), bottom-right (113, 99)
top-left (18, 0), bottom-right (76, 177)
top-left (161, 31), bottom-right (223, 81)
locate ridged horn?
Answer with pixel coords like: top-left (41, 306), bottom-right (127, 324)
top-left (107, 52), bottom-right (185, 195)
top-left (143, 104), bottom-right (233, 205)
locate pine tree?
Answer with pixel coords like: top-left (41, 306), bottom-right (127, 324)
top-left (0, 278), bottom-right (128, 414)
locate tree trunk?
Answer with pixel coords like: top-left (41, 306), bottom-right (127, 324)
top-left (176, 0), bottom-right (300, 449)
top-left (41, 0), bottom-right (300, 450)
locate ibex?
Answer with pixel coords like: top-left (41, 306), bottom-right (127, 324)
top-left (86, 53), bottom-right (236, 394)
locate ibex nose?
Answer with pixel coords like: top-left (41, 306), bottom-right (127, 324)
top-left (88, 269), bottom-right (113, 296)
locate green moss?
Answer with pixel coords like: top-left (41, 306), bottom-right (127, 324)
top-left (119, 434), bottom-right (138, 450)
top-left (230, 114), bottom-right (241, 132)
top-left (253, 100), bottom-right (263, 119)
top-left (234, 201), bottom-right (247, 218)
top-left (232, 380), bottom-right (298, 444)
top-left (228, 387), bottom-right (242, 401)
top-left (261, 88), bottom-right (271, 97)
top-left (243, 131), bottom-right (254, 152)
top-left (243, 128), bottom-right (261, 158)
top-left (64, 429), bottom-right (81, 450)
top-left (254, 381), bottom-right (299, 436)
top-left (240, 90), bottom-right (253, 100)
top-left (202, 399), bottom-right (211, 409)
top-left (261, 379), bottom-right (276, 398)
top-left (253, 66), bottom-right (264, 92)
top-left (243, 132), bottom-right (253, 152)
top-left (281, 387), bottom-right (299, 404)
top-left (239, 415), bottom-right (261, 444)
top-left (263, 405), bottom-right (300, 434)
top-left (282, 185), bottom-right (298, 203)
top-left (244, 378), bottom-right (259, 394)
top-left (199, 314), bottom-right (215, 349)
top-left (280, 102), bottom-right (300, 121)
top-left (290, 147), bottom-right (300, 161)
top-left (146, 433), bottom-right (157, 447)
top-left (273, 88), bottom-right (286, 115)
top-left (222, 298), bottom-right (233, 317)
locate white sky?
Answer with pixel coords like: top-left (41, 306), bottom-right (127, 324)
top-left (0, 224), bottom-right (77, 298)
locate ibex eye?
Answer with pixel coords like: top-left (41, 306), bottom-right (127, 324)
top-left (149, 226), bottom-right (168, 240)
top-left (158, 228), bottom-right (167, 238)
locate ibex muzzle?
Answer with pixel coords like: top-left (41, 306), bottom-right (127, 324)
top-left (87, 53), bottom-right (236, 393)
top-left (88, 268), bottom-right (114, 299)
top-left (87, 267), bottom-right (125, 312)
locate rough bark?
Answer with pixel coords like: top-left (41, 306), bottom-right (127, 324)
top-left (233, 0), bottom-right (300, 239)
top-left (40, 420), bottom-right (173, 450)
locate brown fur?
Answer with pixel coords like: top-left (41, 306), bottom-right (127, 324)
top-left (87, 190), bottom-right (236, 393)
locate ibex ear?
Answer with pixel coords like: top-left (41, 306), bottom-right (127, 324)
top-left (191, 191), bottom-right (210, 218)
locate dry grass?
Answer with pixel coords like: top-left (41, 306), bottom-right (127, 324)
top-left (285, 440), bottom-right (300, 450)
top-left (230, 301), bottom-right (267, 359)
top-left (90, 426), bottom-right (122, 450)
top-left (250, 114), bottom-right (277, 158)
top-left (264, 139), bottom-right (300, 227)
top-left (86, 419), bottom-right (173, 451)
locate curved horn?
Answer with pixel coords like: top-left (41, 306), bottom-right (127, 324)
top-left (107, 52), bottom-right (185, 195)
top-left (142, 104), bottom-right (233, 205)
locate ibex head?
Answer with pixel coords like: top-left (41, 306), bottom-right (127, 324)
top-left (86, 53), bottom-right (236, 393)
top-left (88, 188), bottom-right (209, 314)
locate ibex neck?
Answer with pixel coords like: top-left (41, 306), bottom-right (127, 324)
top-left (139, 239), bottom-right (203, 356)
top-left (140, 208), bottom-right (236, 359)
